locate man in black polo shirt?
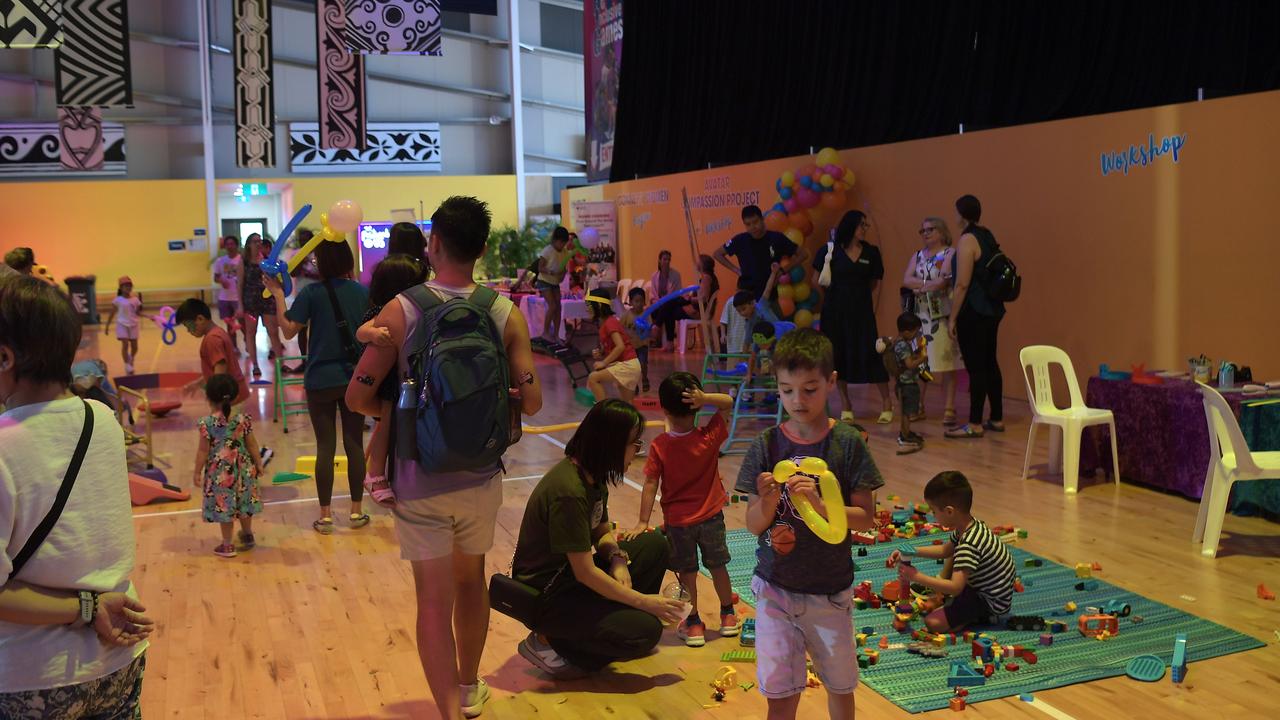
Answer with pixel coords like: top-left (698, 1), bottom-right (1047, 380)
top-left (713, 205), bottom-right (809, 301)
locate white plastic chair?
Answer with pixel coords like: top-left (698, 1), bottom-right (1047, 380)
top-left (1019, 345), bottom-right (1120, 493)
top-left (1193, 383), bottom-right (1280, 558)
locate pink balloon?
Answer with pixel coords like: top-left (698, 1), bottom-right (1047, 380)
top-left (783, 197), bottom-right (799, 213)
top-left (327, 200), bottom-right (364, 234)
top-left (827, 165), bottom-right (844, 179)
top-left (796, 188), bottom-right (820, 209)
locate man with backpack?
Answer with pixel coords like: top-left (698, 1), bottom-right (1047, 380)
top-left (346, 196), bottom-right (543, 720)
top-left (946, 194), bottom-right (1018, 440)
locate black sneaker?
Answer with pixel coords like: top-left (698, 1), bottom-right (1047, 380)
top-left (260, 446), bottom-right (274, 468)
top-left (908, 431), bottom-right (925, 443)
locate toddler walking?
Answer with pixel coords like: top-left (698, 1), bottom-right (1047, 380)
top-left (192, 374), bottom-right (264, 558)
top-left (102, 276), bottom-right (151, 374)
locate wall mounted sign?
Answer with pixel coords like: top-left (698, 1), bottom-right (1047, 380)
top-left (55, 0), bottom-right (132, 107)
top-left (289, 122), bottom-right (442, 173)
top-left (234, 0), bottom-right (275, 168)
top-left (1100, 133), bottom-right (1187, 176)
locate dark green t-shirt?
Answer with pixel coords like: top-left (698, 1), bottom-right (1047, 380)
top-left (284, 279), bottom-right (370, 390)
top-left (512, 458), bottom-right (610, 591)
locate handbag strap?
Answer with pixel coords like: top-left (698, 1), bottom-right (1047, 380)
top-left (322, 280), bottom-right (361, 368)
top-left (7, 399), bottom-right (94, 582)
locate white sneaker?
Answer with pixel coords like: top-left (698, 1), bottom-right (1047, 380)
top-left (125, 362), bottom-right (134, 375)
top-left (460, 678), bottom-right (490, 718)
top-left (517, 632), bottom-right (587, 679)
top-left (260, 446), bottom-right (274, 467)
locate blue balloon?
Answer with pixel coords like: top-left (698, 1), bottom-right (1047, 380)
top-left (161, 323), bottom-right (177, 346)
top-left (775, 179), bottom-right (782, 192)
top-left (259, 204), bottom-right (313, 298)
top-left (634, 284), bottom-right (701, 335)
top-left (772, 202), bottom-right (786, 214)
top-left (779, 186), bottom-right (793, 200)
top-left (799, 176), bottom-right (814, 189)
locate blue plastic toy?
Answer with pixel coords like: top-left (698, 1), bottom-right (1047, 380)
top-left (1170, 633), bottom-right (1187, 683)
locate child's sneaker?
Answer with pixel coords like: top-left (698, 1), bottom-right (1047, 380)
top-left (896, 435), bottom-right (922, 455)
top-left (460, 678), bottom-right (490, 718)
top-left (259, 446), bottom-right (274, 467)
top-left (237, 531), bottom-right (255, 550)
top-left (677, 617), bottom-right (707, 647)
top-left (213, 543), bottom-right (237, 558)
top-left (719, 611), bottom-right (741, 637)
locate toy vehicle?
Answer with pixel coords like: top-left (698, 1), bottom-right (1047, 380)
top-left (1078, 613), bottom-right (1119, 638)
top-left (1006, 615), bottom-right (1046, 632)
top-left (740, 618), bottom-right (756, 647)
top-left (1099, 599), bottom-right (1132, 617)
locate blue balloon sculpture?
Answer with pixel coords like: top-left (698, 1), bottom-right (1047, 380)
top-left (634, 284), bottom-right (701, 335)
top-left (258, 204), bottom-right (313, 298)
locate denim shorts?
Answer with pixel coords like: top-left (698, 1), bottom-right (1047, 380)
top-left (665, 512), bottom-right (731, 573)
top-left (750, 576), bottom-right (857, 698)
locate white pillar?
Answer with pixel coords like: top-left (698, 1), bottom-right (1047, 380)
top-left (508, 0), bottom-right (526, 224)
top-left (196, 0), bottom-right (218, 255)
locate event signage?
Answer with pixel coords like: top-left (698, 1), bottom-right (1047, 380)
top-left (584, 0), bottom-right (622, 183)
top-left (356, 220), bottom-right (431, 283)
top-left (572, 201), bottom-right (619, 287)
top-left (1100, 133), bottom-right (1187, 176)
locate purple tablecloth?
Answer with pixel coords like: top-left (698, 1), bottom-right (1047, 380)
top-left (1080, 377), bottom-right (1224, 499)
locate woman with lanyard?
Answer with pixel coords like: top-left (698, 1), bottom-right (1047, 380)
top-left (265, 240), bottom-right (371, 534)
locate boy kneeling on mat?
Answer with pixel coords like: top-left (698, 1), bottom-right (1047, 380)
top-left (888, 471), bottom-right (1016, 633)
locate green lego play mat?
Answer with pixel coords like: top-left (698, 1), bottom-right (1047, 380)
top-left (706, 530), bottom-right (1265, 713)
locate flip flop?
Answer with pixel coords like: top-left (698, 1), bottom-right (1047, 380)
top-left (945, 424), bottom-right (984, 439)
top-left (983, 421), bottom-right (1006, 433)
top-left (877, 410), bottom-right (894, 424)
top-left (942, 410), bottom-right (958, 427)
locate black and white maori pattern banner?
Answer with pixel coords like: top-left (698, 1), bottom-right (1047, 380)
top-left (289, 122), bottom-right (441, 173)
top-left (234, 0), bottom-right (275, 167)
top-left (54, 0), bottom-right (132, 107)
top-left (343, 0), bottom-right (442, 56)
top-left (58, 106), bottom-right (104, 170)
top-left (0, 0), bottom-right (62, 48)
top-left (0, 121), bottom-right (125, 177)
top-left (317, 0), bottom-right (366, 150)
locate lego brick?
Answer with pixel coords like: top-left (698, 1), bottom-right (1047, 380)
top-left (1171, 633), bottom-right (1187, 683)
top-left (1039, 633), bottom-right (1053, 646)
top-left (950, 696), bottom-right (966, 711)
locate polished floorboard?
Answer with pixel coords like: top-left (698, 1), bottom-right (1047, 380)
top-left (92, 324), bottom-right (1279, 719)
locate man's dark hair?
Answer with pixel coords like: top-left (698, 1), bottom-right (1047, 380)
top-left (772, 327), bottom-right (833, 376)
top-left (0, 274), bottom-right (81, 385)
top-left (924, 470), bottom-right (973, 513)
top-left (752, 321), bottom-right (776, 339)
top-left (370, 253), bottom-right (429, 306)
top-left (566, 398), bottom-right (643, 486)
top-left (732, 290), bottom-right (754, 308)
top-left (388, 222), bottom-right (427, 262)
top-left (314, 239), bottom-right (356, 280)
top-left (552, 225), bottom-right (570, 242)
top-left (955, 194), bottom-right (982, 225)
top-left (3, 247), bottom-right (35, 273)
top-left (627, 287), bottom-right (646, 303)
top-left (741, 205), bottom-right (763, 220)
top-left (659, 371), bottom-right (701, 417)
top-left (897, 312), bottom-right (922, 332)
top-left (430, 196), bottom-right (493, 262)
top-left (174, 297), bottom-right (212, 324)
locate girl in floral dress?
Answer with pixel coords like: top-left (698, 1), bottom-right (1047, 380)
top-left (193, 373), bottom-right (265, 557)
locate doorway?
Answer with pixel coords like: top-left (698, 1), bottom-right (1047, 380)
top-left (221, 218), bottom-right (268, 243)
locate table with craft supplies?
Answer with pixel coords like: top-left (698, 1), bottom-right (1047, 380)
top-left (519, 294), bottom-right (592, 341)
top-left (1079, 377), bottom-right (1280, 513)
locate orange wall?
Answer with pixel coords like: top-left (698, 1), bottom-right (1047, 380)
top-left (566, 90), bottom-right (1280, 388)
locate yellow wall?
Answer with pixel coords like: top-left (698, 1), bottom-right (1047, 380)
top-left (566, 90), bottom-right (1280, 383)
top-left (0, 175), bottom-right (518, 290)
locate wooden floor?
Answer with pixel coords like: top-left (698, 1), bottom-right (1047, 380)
top-left (97, 324), bottom-right (1279, 719)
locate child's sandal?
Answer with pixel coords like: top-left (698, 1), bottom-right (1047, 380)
top-left (363, 474), bottom-right (396, 506)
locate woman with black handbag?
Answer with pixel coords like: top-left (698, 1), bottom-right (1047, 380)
top-left (0, 274), bottom-right (154, 717)
top-left (505, 399), bottom-right (685, 679)
top-left (266, 240), bottom-right (371, 534)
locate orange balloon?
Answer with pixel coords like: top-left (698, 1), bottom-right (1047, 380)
top-left (783, 228), bottom-right (804, 247)
top-left (765, 210), bottom-right (789, 233)
top-left (820, 191), bottom-right (842, 210)
top-left (779, 296), bottom-right (796, 318)
top-left (788, 211), bottom-right (813, 237)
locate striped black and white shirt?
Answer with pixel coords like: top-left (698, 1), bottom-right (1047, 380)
top-left (951, 519), bottom-right (1016, 614)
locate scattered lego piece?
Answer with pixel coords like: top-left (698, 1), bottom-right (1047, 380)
top-left (1075, 563), bottom-right (1093, 578)
top-left (1170, 633), bottom-right (1187, 683)
top-left (1022, 651), bottom-right (1037, 665)
top-left (805, 669), bottom-right (822, 688)
top-left (1079, 614), bottom-right (1119, 638)
top-left (1019, 693), bottom-right (1034, 702)
top-left (1091, 562), bottom-right (1102, 571)
top-left (879, 635), bottom-right (889, 649)
top-left (856, 547), bottom-right (868, 556)
top-left (1179, 594), bottom-right (1196, 602)
top-left (1005, 662), bottom-right (1020, 671)
top-left (1013, 578), bottom-right (1025, 593)
top-left (954, 687), bottom-right (969, 698)
top-left (865, 650), bottom-right (880, 666)
top-left (1064, 601), bottom-right (1077, 612)
top-left (1039, 633), bottom-right (1054, 646)
top-left (1259, 583), bottom-right (1276, 601)
top-left (1049, 621), bottom-right (1067, 633)
top-left (857, 656), bottom-right (869, 669)
top-left (949, 696), bottom-right (966, 711)
top-left (860, 625), bottom-right (875, 635)
top-left (1017, 529), bottom-right (1028, 539)
top-left (740, 618), bottom-right (756, 647)
top-left (947, 661), bottom-right (986, 687)
top-left (721, 649), bottom-right (756, 663)
top-left (1074, 580), bottom-right (1099, 591)
top-left (1131, 615), bottom-right (1143, 624)
top-left (740, 682), bottom-right (754, 692)
top-left (982, 663), bottom-right (994, 678)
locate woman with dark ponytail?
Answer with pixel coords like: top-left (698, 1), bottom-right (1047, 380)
top-left (193, 374), bottom-right (265, 558)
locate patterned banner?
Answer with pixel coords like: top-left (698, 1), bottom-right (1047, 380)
top-left (0, 0), bottom-right (62, 48)
top-left (234, 0), bottom-right (275, 168)
top-left (343, 0), bottom-right (442, 56)
top-left (54, 0), bottom-right (132, 107)
top-left (289, 122), bottom-right (441, 173)
top-left (0, 121), bottom-right (125, 177)
top-left (317, 0), bottom-right (366, 150)
top-left (585, 0), bottom-right (622, 182)
top-left (58, 106), bottom-right (104, 170)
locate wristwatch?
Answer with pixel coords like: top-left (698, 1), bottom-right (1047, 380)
top-left (77, 590), bottom-right (99, 626)
top-left (607, 549), bottom-right (631, 566)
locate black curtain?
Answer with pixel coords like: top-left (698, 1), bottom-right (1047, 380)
top-left (610, 0), bottom-right (1280, 181)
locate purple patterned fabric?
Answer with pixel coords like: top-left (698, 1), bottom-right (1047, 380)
top-left (1080, 377), bottom-right (1280, 505)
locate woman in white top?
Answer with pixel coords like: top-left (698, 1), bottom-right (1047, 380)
top-left (0, 274), bottom-right (154, 717)
top-left (901, 217), bottom-right (964, 425)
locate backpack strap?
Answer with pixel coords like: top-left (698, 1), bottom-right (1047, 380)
top-left (469, 284), bottom-right (499, 311)
top-left (401, 284), bottom-right (444, 315)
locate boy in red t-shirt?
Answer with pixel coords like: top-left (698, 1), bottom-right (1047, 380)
top-left (624, 371), bottom-right (738, 646)
top-left (175, 298), bottom-right (250, 405)
top-left (585, 290), bottom-right (642, 402)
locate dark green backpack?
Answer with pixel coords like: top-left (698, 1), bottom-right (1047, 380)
top-left (401, 285), bottom-right (512, 473)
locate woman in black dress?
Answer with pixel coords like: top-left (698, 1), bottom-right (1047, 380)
top-left (240, 234), bottom-right (285, 378)
top-left (811, 210), bottom-right (892, 423)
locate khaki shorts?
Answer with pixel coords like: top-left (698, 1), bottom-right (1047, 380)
top-left (392, 473), bottom-right (503, 561)
top-left (604, 357), bottom-right (643, 393)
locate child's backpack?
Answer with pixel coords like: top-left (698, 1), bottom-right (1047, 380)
top-left (401, 285), bottom-right (512, 473)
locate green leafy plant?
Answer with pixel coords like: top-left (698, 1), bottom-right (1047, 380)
top-left (479, 219), bottom-right (560, 280)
